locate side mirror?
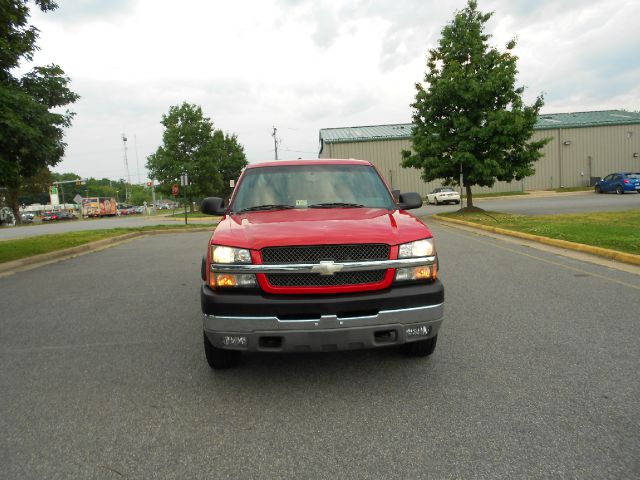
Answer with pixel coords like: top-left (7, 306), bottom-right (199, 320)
top-left (397, 192), bottom-right (423, 210)
top-left (201, 197), bottom-right (226, 215)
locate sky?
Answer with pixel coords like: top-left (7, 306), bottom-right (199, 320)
top-left (24, 0), bottom-right (640, 182)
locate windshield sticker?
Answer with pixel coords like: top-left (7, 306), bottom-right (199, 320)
top-left (295, 199), bottom-right (308, 207)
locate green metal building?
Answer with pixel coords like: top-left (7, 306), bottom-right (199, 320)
top-left (318, 110), bottom-right (640, 195)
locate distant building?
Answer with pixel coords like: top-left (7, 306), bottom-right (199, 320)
top-left (319, 110), bottom-right (640, 195)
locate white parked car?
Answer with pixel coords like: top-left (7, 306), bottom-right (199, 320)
top-left (427, 187), bottom-right (461, 205)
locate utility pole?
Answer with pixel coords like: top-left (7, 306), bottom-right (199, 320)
top-left (181, 173), bottom-right (188, 225)
top-left (151, 178), bottom-right (157, 214)
top-left (122, 134), bottom-right (131, 202)
top-left (272, 126), bottom-right (279, 160)
top-left (459, 162), bottom-right (464, 208)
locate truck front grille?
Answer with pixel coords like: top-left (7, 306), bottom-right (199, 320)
top-left (266, 270), bottom-right (387, 287)
top-left (261, 244), bottom-right (390, 264)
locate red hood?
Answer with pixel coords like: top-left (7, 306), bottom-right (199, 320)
top-left (210, 208), bottom-right (432, 250)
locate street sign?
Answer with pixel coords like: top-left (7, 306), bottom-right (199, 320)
top-left (180, 174), bottom-right (189, 187)
top-left (73, 194), bottom-right (83, 204)
top-left (172, 184), bottom-right (179, 196)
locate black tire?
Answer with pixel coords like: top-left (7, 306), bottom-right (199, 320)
top-left (203, 332), bottom-right (241, 369)
top-left (616, 185), bottom-right (624, 195)
top-left (595, 185), bottom-right (601, 193)
top-left (402, 334), bottom-right (438, 357)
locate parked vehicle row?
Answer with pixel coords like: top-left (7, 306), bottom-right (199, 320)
top-left (118, 205), bottom-right (146, 215)
top-left (42, 211), bottom-right (77, 221)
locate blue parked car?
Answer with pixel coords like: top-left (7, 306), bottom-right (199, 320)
top-left (595, 172), bottom-right (640, 194)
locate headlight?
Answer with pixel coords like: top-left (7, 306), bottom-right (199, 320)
top-left (398, 239), bottom-right (435, 258)
top-left (210, 245), bottom-right (255, 288)
top-left (396, 239), bottom-right (437, 282)
top-left (211, 245), bottom-right (251, 264)
top-left (211, 273), bottom-right (256, 288)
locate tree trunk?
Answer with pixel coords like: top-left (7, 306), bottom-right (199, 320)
top-left (465, 185), bottom-right (473, 208)
top-left (7, 186), bottom-right (21, 225)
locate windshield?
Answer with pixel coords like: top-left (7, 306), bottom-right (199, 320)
top-left (231, 164), bottom-right (395, 213)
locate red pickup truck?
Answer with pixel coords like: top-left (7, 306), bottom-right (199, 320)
top-left (200, 159), bottom-right (444, 368)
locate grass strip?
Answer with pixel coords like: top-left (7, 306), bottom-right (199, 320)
top-left (462, 191), bottom-right (528, 199)
top-left (0, 224), bottom-right (208, 264)
top-left (166, 212), bottom-right (213, 218)
top-left (437, 210), bottom-right (640, 255)
top-left (551, 187), bottom-right (593, 192)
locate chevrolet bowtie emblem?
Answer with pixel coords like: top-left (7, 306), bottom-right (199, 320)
top-left (311, 260), bottom-right (344, 276)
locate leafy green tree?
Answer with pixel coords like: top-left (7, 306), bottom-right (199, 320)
top-left (17, 167), bottom-right (53, 205)
top-left (146, 103), bottom-right (247, 206)
top-left (213, 130), bottom-right (248, 199)
top-left (129, 185), bottom-right (152, 206)
top-left (0, 0), bottom-right (79, 221)
top-left (401, 0), bottom-right (548, 208)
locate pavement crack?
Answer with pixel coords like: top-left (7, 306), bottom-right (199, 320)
top-left (99, 464), bottom-right (125, 477)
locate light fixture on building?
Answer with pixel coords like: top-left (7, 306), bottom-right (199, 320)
top-left (563, 140), bottom-right (571, 146)
top-left (633, 152), bottom-right (639, 158)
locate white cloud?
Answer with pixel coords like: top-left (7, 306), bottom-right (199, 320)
top-left (19, 0), bottom-right (640, 180)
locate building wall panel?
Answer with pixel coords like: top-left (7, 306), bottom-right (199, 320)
top-left (321, 123), bottom-right (640, 195)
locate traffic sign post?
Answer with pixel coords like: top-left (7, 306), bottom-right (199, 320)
top-left (180, 174), bottom-right (189, 225)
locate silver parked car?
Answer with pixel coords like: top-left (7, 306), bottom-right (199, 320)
top-left (427, 187), bottom-right (461, 205)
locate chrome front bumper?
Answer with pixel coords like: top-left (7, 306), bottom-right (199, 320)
top-left (203, 303), bottom-right (444, 352)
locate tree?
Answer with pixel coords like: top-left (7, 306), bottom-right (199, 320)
top-left (0, 0), bottom-right (79, 222)
top-left (146, 102), bottom-right (248, 206)
top-left (401, 0), bottom-right (549, 208)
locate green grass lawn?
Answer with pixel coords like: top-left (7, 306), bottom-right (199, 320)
top-left (551, 187), bottom-right (593, 192)
top-left (166, 212), bottom-right (213, 218)
top-left (0, 224), bottom-right (208, 264)
top-left (463, 191), bottom-right (528, 199)
top-left (436, 210), bottom-right (640, 255)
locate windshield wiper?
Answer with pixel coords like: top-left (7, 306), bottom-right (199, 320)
top-left (236, 204), bottom-right (295, 213)
top-left (308, 202), bottom-right (364, 208)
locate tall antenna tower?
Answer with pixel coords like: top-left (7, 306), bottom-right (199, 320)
top-left (134, 134), bottom-right (141, 185)
top-left (122, 133), bottom-right (131, 201)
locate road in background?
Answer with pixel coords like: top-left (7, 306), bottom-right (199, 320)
top-left (415, 190), bottom-right (640, 216)
top-left (0, 214), bottom-right (217, 240)
top-left (1, 227), bottom-right (638, 479)
top-left (3, 191), bottom-right (638, 241)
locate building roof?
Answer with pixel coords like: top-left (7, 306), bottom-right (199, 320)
top-left (319, 110), bottom-right (640, 144)
top-left (247, 159), bottom-right (372, 168)
top-left (535, 110), bottom-right (640, 129)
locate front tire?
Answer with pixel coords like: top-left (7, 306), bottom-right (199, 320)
top-left (595, 185), bottom-right (601, 193)
top-left (402, 335), bottom-right (438, 357)
top-left (616, 185), bottom-right (624, 195)
top-left (204, 332), bottom-right (241, 369)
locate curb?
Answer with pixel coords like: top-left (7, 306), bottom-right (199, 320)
top-left (473, 190), bottom-right (593, 201)
top-left (431, 214), bottom-right (640, 267)
top-left (162, 217), bottom-right (221, 223)
top-left (0, 227), bottom-right (213, 277)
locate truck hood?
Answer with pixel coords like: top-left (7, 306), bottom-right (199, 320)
top-left (210, 208), bottom-right (432, 250)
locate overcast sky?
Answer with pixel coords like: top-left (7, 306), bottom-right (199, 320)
top-left (26, 0), bottom-right (640, 182)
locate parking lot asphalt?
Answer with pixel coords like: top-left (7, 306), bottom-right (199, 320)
top-left (1, 226), bottom-right (639, 479)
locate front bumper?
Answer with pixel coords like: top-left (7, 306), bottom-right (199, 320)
top-left (201, 281), bottom-right (444, 352)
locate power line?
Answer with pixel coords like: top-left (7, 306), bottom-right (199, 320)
top-left (280, 148), bottom-right (318, 154)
